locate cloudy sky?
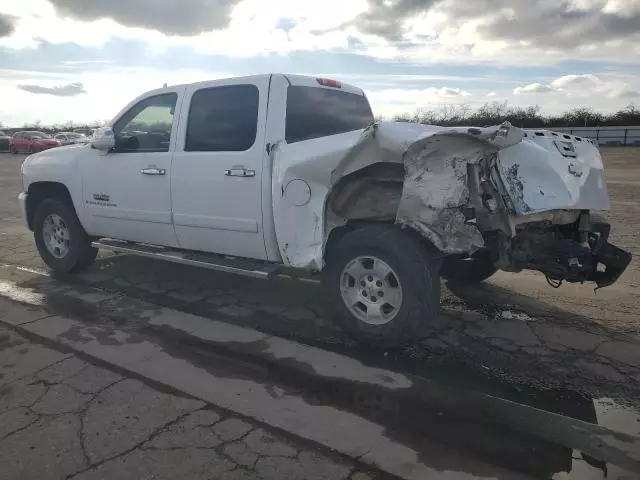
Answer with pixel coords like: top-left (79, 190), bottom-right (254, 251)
top-left (1, 0), bottom-right (639, 126)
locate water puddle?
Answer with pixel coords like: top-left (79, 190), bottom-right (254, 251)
top-left (0, 280), bottom-right (45, 305)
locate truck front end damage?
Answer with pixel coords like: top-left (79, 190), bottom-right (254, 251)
top-left (274, 121), bottom-right (630, 288)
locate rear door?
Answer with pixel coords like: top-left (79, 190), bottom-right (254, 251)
top-left (171, 76), bottom-right (270, 259)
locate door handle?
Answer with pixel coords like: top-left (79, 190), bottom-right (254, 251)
top-left (225, 168), bottom-right (255, 178)
top-left (141, 167), bottom-right (166, 175)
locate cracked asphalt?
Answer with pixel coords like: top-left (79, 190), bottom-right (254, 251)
top-left (0, 324), bottom-right (384, 480)
top-left (1, 150), bottom-right (640, 478)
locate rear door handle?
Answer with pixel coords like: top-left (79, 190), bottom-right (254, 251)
top-left (225, 168), bottom-right (255, 178)
top-left (141, 167), bottom-right (166, 175)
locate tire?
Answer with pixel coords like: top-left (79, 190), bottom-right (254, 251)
top-left (440, 250), bottom-right (497, 284)
top-left (33, 198), bottom-right (98, 274)
top-left (323, 224), bottom-right (441, 348)
top-left (10, 146), bottom-right (18, 154)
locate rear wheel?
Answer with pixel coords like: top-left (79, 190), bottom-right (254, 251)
top-left (440, 250), bottom-right (497, 284)
top-left (323, 224), bottom-right (441, 347)
top-left (10, 146), bottom-right (18, 154)
top-left (33, 198), bottom-right (98, 273)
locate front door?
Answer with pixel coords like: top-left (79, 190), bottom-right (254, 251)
top-left (80, 91), bottom-right (181, 247)
top-left (171, 78), bottom-right (269, 259)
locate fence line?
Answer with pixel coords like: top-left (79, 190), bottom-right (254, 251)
top-left (548, 126), bottom-right (640, 146)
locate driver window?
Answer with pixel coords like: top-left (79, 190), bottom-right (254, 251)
top-left (112, 93), bottom-right (177, 153)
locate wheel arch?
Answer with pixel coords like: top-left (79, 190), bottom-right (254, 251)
top-left (26, 181), bottom-right (77, 231)
top-left (323, 162), bottom-right (441, 262)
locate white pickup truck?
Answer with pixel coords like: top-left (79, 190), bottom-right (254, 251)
top-left (18, 74), bottom-right (631, 346)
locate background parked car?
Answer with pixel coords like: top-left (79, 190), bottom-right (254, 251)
top-left (73, 127), bottom-right (95, 137)
top-left (10, 131), bottom-right (60, 153)
top-left (0, 130), bottom-right (10, 152)
top-left (54, 132), bottom-right (90, 145)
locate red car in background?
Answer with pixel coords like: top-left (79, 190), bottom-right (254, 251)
top-left (10, 131), bottom-right (60, 154)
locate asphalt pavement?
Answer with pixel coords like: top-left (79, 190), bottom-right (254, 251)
top-left (1, 152), bottom-right (639, 479)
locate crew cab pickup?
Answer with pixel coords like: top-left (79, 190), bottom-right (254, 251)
top-left (18, 74), bottom-right (632, 346)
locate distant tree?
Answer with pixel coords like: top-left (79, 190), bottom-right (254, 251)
top-left (393, 102), bottom-right (640, 128)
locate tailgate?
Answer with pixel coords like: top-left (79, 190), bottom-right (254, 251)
top-left (496, 130), bottom-right (610, 215)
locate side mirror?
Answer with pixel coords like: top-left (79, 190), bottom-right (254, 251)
top-left (91, 127), bottom-right (116, 151)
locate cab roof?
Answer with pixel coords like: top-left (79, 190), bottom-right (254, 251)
top-left (156, 73), bottom-right (365, 97)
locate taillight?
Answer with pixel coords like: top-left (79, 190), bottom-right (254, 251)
top-left (316, 78), bottom-right (341, 88)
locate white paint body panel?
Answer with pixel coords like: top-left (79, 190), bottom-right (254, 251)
top-left (272, 130), bottom-right (366, 269)
top-left (496, 131), bottom-right (609, 215)
top-left (79, 146), bottom-right (178, 246)
top-left (77, 84), bottom-right (186, 246)
top-left (171, 76), bottom-right (271, 259)
top-left (20, 144), bottom-right (88, 226)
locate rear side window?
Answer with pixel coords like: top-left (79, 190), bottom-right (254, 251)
top-left (285, 86), bottom-right (374, 144)
top-left (185, 85), bottom-right (259, 152)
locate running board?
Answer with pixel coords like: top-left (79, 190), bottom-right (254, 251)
top-left (91, 239), bottom-right (281, 279)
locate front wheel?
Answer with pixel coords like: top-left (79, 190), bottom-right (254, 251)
top-left (323, 224), bottom-right (441, 348)
top-left (33, 198), bottom-right (98, 273)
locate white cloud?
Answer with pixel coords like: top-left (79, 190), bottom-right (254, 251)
top-left (550, 74), bottom-right (602, 89)
top-left (18, 81), bottom-right (86, 96)
top-left (514, 83), bottom-right (553, 94)
top-left (606, 85), bottom-right (640, 99)
top-left (2, 0), bottom-right (640, 65)
top-left (0, 66), bottom-right (238, 125)
top-left (368, 86), bottom-right (472, 105)
top-left (1, 1), bottom-right (640, 124)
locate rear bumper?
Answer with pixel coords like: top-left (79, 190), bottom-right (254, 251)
top-left (17, 192), bottom-right (30, 229)
top-left (496, 212), bottom-right (632, 289)
top-left (591, 241), bottom-right (632, 289)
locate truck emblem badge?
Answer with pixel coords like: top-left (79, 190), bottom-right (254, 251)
top-left (93, 193), bottom-right (110, 202)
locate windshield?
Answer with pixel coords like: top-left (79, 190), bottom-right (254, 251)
top-left (285, 86), bottom-right (374, 144)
